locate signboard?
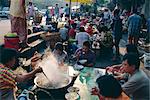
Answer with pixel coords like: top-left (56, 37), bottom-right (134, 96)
top-left (65, 0), bottom-right (92, 3)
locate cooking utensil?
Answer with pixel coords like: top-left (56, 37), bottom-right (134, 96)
top-left (42, 72), bottom-right (51, 82)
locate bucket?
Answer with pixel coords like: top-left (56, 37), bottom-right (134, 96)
top-left (4, 33), bottom-right (20, 50)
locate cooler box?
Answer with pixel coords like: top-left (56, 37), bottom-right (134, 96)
top-left (4, 33), bottom-right (20, 50)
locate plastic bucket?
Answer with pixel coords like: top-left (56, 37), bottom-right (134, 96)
top-left (4, 33), bottom-right (20, 50)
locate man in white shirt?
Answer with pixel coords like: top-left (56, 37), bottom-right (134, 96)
top-left (75, 27), bottom-right (90, 48)
top-left (59, 25), bottom-right (69, 42)
top-left (10, 0), bottom-right (28, 48)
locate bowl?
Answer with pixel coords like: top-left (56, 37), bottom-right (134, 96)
top-left (65, 92), bottom-right (79, 100)
top-left (79, 59), bottom-right (87, 64)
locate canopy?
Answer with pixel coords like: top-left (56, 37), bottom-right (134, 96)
top-left (65, 0), bottom-right (92, 3)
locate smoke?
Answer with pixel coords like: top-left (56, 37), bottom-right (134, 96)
top-left (38, 52), bottom-right (69, 85)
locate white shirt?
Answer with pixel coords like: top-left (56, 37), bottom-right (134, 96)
top-left (75, 32), bottom-right (90, 48)
top-left (10, 0), bottom-right (25, 18)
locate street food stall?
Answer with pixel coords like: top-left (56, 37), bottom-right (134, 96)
top-left (15, 49), bottom-right (106, 99)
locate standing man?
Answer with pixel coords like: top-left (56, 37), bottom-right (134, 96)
top-left (111, 9), bottom-right (123, 61)
top-left (27, 2), bottom-right (35, 21)
top-left (54, 4), bottom-right (59, 21)
top-left (45, 6), bottom-right (51, 25)
top-left (127, 9), bottom-right (142, 45)
top-left (65, 4), bottom-right (69, 18)
top-left (10, 0), bottom-right (28, 48)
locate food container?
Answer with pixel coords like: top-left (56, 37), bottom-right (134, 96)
top-left (4, 33), bottom-right (19, 50)
top-left (65, 92), bottom-right (79, 100)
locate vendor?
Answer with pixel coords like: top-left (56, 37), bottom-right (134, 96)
top-left (74, 41), bottom-right (96, 67)
top-left (0, 48), bottom-right (42, 100)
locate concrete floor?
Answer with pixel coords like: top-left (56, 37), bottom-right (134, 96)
top-left (95, 33), bottom-right (128, 68)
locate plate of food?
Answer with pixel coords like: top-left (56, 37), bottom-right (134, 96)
top-left (65, 92), bottom-right (79, 100)
top-left (67, 86), bottom-right (80, 93)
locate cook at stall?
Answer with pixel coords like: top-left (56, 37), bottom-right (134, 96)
top-left (0, 48), bottom-right (43, 100)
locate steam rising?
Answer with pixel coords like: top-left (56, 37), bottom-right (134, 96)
top-left (38, 52), bottom-right (69, 85)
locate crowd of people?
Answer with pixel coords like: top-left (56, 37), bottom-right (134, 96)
top-left (0, 1), bottom-right (150, 100)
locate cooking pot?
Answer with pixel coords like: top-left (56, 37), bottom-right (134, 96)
top-left (33, 74), bottom-right (76, 99)
top-left (34, 74), bottom-right (73, 90)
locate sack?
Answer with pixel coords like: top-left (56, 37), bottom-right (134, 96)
top-left (101, 31), bottom-right (113, 48)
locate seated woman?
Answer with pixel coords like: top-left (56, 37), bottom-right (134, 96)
top-left (91, 75), bottom-right (130, 100)
top-left (86, 24), bottom-right (93, 36)
top-left (53, 42), bottom-right (68, 65)
top-left (68, 23), bottom-right (77, 39)
top-left (74, 41), bottom-right (96, 67)
top-left (106, 44), bottom-right (139, 80)
top-left (0, 48), bottom-right (42, 100)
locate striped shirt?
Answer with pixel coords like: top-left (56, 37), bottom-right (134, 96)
top-left (0, 64), bottom-right (16, 89)
top-left (0, 64), bottom-right (16, 100)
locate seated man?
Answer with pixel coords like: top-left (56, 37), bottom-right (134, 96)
top-left (122, 53), bottom-right (150, 100)
top-left (75, 27), bottom-right (90, 48)
top-left (53, 42), bottom-right (68, 65)
top-left (59, 25), bottom-right (69, 42)
top-left (91, 75), bottom-right (130, 100)
top-left (74, 41), bottom-right (96, 67)
top-left (106, 44), bottom-right (139, 81)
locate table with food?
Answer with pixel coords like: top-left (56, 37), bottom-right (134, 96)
top-left (33, 64), bottom-right (106, 100)
top-left (15, 50), bottom-right (107, 100)
top-left (71, 67), bottom-right (106, 100)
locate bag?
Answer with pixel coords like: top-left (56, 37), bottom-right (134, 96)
top-left (101, 31), bottom-right (113, 48)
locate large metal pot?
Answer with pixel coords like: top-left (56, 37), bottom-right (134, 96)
top-left (34, 74), bottom-right (73, 90)
top-left (33, 74), bottom-right (76, 99)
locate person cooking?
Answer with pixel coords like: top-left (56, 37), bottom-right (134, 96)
top-left (0, 48), bottom-right (42, 100)
top-left (74, 41), bottom-right (96, 67)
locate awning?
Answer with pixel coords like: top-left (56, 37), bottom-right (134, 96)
top-left (65, 0), bottom-right (92, 3)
